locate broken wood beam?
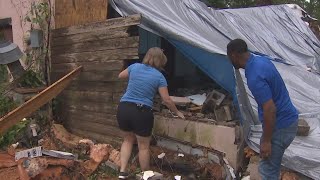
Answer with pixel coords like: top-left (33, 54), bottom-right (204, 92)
top-left (0, 66), bottom-right (82, 135)
top-left (169, 96), bottom-right (191, 106)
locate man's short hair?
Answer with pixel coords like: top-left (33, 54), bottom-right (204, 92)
top-left (227, 39), bottom-right (248, 54)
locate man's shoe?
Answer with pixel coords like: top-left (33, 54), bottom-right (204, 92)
top-left (118, 172), bottom-right (129, 179)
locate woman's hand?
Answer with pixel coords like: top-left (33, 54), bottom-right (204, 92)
top-left (176, 111), bottom-right (185, 119)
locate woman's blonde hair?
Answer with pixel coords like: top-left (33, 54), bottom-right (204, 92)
top-left (142, 47), bottom-right (167, 69)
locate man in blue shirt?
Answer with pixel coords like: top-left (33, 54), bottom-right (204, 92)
top-left (227, 39), bottom-right (298, 179)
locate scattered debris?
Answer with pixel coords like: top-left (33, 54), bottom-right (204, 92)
top-left (205, 90), bottom-right (226, 107)
top-left (169, 96), bottom-right (191, 106)
top-left (79, 139), bottom-right (95, 147)
top-left (15, 147), bottom-right (42, 161)
top-left (105, 160), bottom-right (119, 171)
top-left (281, 170), bottom-right (300, 180)
top-left (158, 152), bottom-right (166, 159)
top-left (29, 124), bottom-right (38, 137)
top-left (207, 163), bottom-right (227, 180)
top-left (17, 157), bottom-right (77, 179)
top-left (150, 146), bottom-right (224, 179)
top-left (177, 153), bottom-right (184, 157)
top-left (223, 157), bottom-right (236, 179)
top-left (7, 145), bottom-right (16, 156)
top-left (143, 170), bottom-right (155, 180)
top-left (109, 149), bottom-right (121, 166)
top-left (247, 155), bottom-right (260, 180)
top-left (244, 147), bottom-right (257, 158)
top-left (42, 149), bottom-right (76, 160)
top-left (136, 171), bottom-right (163, 180)
top-left (241, 175), bottom-right (250, 180)
top-left (37, 139), bottom-right (44, 146)
top-left (195, 113), bottom-right (205, 118)
top-left (297, 119), bottom-right (310, 136)
top-left (11, 142), bottom-right (19, 149)
top-left (52, 123), bottom-right (83, 149)
top-left (1, 122), bottom-right (241, 179)
top-left (0, 167), bottom-right (20, 179)
top-left (157, 87), bottom-right (235, 125)
top-left (76, 138), bottom-right (120, 178)
top-left (0, 153), bottom-right (17, 168)
top-left (188, 93), bottom-right (207, 106)
top-left (188, 106), bottom-right (202, 112)
top-left (18, 158), bottom-right (48, 178)
top-left (197, 157), bottom-right (210, 167)
top-left (33, 166), bottom-right (82, 180)
top-left (223, 105), bottom-right (232, 121)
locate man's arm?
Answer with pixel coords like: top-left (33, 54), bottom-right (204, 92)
top-left (248, 74), bottom-right (274, 159)
top-left (261, 99), bottom-right (276, 159)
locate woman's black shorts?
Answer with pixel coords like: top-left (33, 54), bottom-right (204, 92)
top-left (116, 101), bottom-right (154, 137)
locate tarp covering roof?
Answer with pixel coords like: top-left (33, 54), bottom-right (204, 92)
top-left (110, 0), bottom-right (320, 178)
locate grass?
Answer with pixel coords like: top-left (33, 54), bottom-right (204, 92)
top-left (88, 163), bottom-right (118, 180)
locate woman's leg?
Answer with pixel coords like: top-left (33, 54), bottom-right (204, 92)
top-left (120, 131), bottom-right (136, 172)
top-left (136, 135), bottom-right (151, 171)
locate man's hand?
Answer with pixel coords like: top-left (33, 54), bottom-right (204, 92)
top-left (260, 140), bottom-right (272, 159)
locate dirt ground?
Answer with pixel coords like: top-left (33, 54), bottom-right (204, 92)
top-left (0, 124), bottom-right (223, 179)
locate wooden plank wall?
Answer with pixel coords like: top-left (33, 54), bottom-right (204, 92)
top-left (51, 15), bottom-right (141, 145)
top-left (54, 0), bottom-right (108, 29)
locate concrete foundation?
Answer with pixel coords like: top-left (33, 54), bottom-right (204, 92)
top-left (154, 115), bottom-right (244, 171)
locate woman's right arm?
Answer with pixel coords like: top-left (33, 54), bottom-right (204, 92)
top-left (118, 68), bottom-right (129, 79)
top-left (158, 87), bottom-right (185, 119)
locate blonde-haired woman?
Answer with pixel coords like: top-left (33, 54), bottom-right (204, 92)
top-left (117, 47), bottom-right (184, 179)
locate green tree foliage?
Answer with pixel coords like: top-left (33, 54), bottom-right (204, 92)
top-left (207, 0), bottom-right (320, 20)
top-left (0, 65), bottom-right (8, 84)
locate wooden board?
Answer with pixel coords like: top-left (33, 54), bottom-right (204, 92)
top-left (52, 14), bottom-right (141, 37)
top-left (52, 48), bottom-right (138, 64)
top-left (0, 66), bottom-right (82, 135)
top-left (59, 109), bottom-right (119, 127)
top-left (51, 61), bottom-right (124, 72)
top-left (68, 128), bottom-right (122, 147)
top-left (65, 81), bottom-right (127, 93)
top-left (54, 0), bottom-right (108, 29)
top-left (67, 119), bottom-right (121, 138)
top-left (58, 100), bottom-right (117, 114)
top-left (50, 14), bottom-right (141, 142)
top-left (51, 48), bottom-right (139, 64)
top-left (51, 36), bottom-right (139, 55)
top-left (58, 90), bottom-right (114, 103)
top-left (51, 70), bottom-right (123, 83)
top-left (52, 26), bottom-right (139, 47)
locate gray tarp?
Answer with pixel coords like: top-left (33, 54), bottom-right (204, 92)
top-left (110, 0), bottom-right (320, 179)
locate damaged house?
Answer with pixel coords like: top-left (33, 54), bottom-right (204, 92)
top-left (51, 4), bottom-right (242, 179)
top-left (1, 0), bottom-right (320, 179)
top-left (48, 0), bottom-right (320, 179)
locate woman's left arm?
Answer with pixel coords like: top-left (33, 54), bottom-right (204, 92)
top-left (118, 68), bottom-right (129, 79)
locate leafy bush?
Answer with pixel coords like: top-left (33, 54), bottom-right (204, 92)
top-left (18, 70), bottom-right (44, 88)
top-left (0, 65), bottom-right (8, 84)
top-left (0, 95), bottom-right (16, 118)
top-left (0, 119), bottom-right (29, 149)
